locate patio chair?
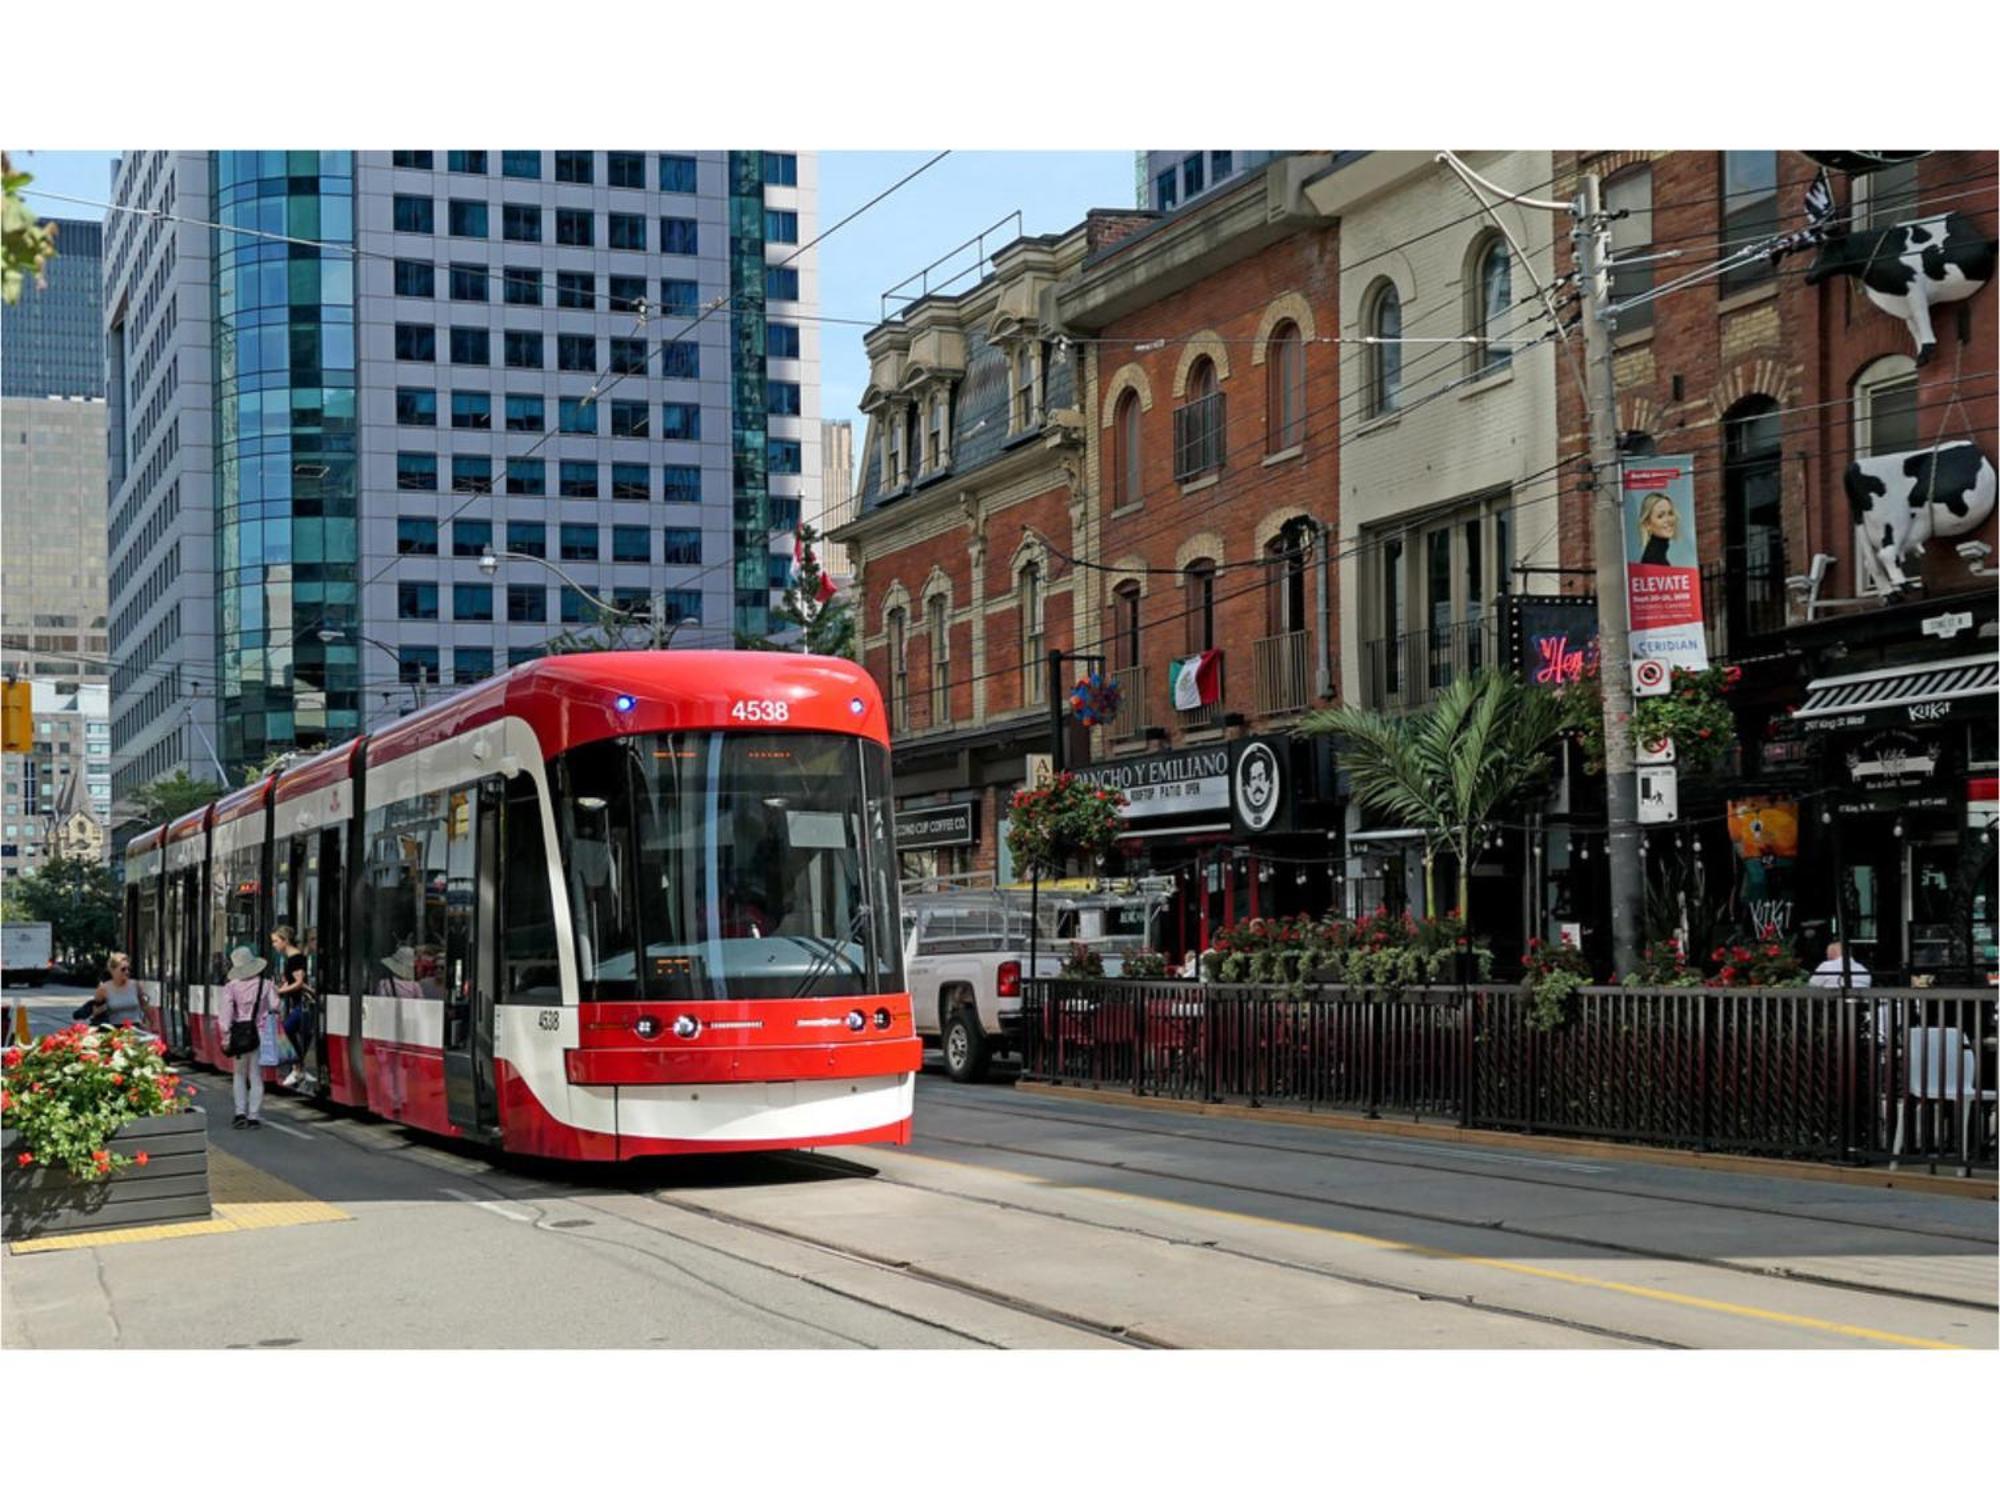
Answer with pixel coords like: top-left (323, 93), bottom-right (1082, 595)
top-left (1891, 1026), bottom-right (1998, 1168)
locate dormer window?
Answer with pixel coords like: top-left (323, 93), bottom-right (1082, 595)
top-left (925, 397), bottom-right (944, 473)
top-left (1013, 344), bottom-right (1040, 432)
top-left (886, 416), bottom-right (904, 489)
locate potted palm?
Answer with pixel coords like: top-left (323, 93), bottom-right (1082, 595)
top-left (1298, 669), bottom-right (1566, 980)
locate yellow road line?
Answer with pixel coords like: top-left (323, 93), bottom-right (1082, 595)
top-left (881, 1149), bottom-right (1970, 1350)
top-left (8, 1148), bottom-right (347, 1255)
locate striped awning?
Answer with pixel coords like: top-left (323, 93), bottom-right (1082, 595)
top-left (1793, 653), bottom-right (1999, 727)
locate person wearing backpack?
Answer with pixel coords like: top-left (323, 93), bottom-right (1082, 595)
top-left (217, 946), bottom-right (275, 1129)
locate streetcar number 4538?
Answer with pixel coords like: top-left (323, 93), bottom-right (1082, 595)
top-left (730, 699), bottom-right (790, 723)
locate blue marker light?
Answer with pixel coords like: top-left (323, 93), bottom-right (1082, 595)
top-left (849, 696), bottom-right (865, 716)
top-left (614, 694), bottom-right (637, 713)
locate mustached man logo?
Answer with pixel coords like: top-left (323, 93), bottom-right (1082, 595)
top-left (1234, 742), bottom-right (1282, 831)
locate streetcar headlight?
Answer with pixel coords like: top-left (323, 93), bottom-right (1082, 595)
top-left (873, 1008), bottom-right (892, 1030)
top-left (672, 1014), bottom-right (701, 1040)
top-left (614, 694), bottom-right (638, 713)
top-left (845, 1010), bottom-right (866, 1032)
top-left (633, 1014), bottom-right (662, 1039)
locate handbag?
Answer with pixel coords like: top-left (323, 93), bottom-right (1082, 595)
top-left (224, 980), bottom-right (270, 1058)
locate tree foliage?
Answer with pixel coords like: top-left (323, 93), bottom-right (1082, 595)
top-left (2, 154), bottom-right (59, 306)
top-left (128, 771), bottom-right (224, 829)
top-left (736, 524), bottom-right (855, 659)
top-left (5, 856), bottom-right (121, 968)
top-left (1297, 669), bottom-right (1565, 927)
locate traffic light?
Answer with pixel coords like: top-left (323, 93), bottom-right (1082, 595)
top-left (1, 679), bottom-right (32, 755)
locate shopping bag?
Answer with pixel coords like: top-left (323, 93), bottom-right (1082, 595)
top-left (258, 1011), bottom-right (283, 1068)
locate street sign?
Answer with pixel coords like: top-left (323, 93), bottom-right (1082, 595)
top-left (1636, 735), bottom-right (1676, 766)
top-left (1631, 658), bottom-right (1670, 697)
top-left (1637, 764), bottom-right (1678, 824)
top-left (1026, 753), bottom-right (1054, 789)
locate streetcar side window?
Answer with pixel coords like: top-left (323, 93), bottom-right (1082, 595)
top-left (359, 792), bottom-right (450, 999)
top-left (559, 740), bottom-right (644, 1001)
top-left (211, 838), bottom-right (264, 984)
top-left (503, 775), bottom-right (561, 1001)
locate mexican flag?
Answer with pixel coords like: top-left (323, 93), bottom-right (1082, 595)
top-left (1170, 649), bottom-right (1221, 711)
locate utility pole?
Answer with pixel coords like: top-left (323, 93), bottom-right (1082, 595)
top-left (1574, 172), bottom-right (1643, 977)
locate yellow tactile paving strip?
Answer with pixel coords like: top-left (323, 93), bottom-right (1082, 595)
top-left (8, 1147), bottom-right (348, 1255)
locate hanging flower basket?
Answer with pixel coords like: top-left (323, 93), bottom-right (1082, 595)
top-left (1068, 672), bottom-right (1121, 728)
top-left (1560, 663), bottom-right (1740, 777)
top-left (1006, 772), bottom-right (1127, 877)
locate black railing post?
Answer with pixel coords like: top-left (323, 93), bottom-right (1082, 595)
top-left (1364, 991), bottom-right (1381, 1120)
top-left (1132, 986), bottom-right (1146, 1099)
top-left (1696, 990), bottom-right (1711, 1153)
top-left (1460, 985), bottom-right (1475, 1129)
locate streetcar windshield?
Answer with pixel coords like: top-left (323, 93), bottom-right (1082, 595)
top-left (558, 732), bottom-right (903, 1000)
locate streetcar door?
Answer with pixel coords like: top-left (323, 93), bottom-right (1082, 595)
top-left (442, 780), bottom-right (498, 1136)
top-left (164, 869), bottom-right (197, 1056)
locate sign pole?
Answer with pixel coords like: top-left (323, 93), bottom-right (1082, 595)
top-left (1576, 172), bottom-right (1644, 978)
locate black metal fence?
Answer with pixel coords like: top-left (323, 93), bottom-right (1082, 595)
top-left (1018, 981), bottom-right (1998, 1174)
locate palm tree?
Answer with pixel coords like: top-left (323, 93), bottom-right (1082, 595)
top-left (1297, 668), bottom-right (1566, 928)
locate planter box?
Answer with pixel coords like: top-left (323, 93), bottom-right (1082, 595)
top-left (2, 1109), bottom-right (211, 1242)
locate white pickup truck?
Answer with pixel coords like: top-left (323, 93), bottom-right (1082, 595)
top-left (904, 891), bottom-right (1061, 1082)
top-left (904, 879), bottom-right (1173, 1082)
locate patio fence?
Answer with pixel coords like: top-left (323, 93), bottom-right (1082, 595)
top-left (1017, 981), bottom-right (1998, 1174)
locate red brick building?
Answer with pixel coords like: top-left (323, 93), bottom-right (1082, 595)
top-left (833, 228), bottom-right (1092, 882)
top-left (1052, 157), bottom-right (1350, 950)
top-left (1550, 150), bottom-right (1998, 979)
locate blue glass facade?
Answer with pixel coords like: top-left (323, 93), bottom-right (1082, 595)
top-left (1, 217), bottom-right (104, 398)
top-left (212, 150), bottom-right (360, 768)
top-left (728, 150), bottom-right (770, 636)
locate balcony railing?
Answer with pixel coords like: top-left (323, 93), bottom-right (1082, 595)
top-left (1705, 553), bottom-right (1790, 663)
top-left (1253, 630), bottom-right (1312, 717)
top-left (1109, 663), bottom-right (1147, 742)
top-left (1360, 615), bottom-right (1504, 711)
top-left (1174, 650), bottom-right (1226, 733)
top-left (1172, 392), bottom-right (1226, 482)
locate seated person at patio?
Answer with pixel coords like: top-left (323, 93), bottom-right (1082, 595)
top-left (1807, 941), bottom-right (1871, 989)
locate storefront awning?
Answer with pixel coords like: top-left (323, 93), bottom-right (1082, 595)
top-left (1793, 652), bottom-right (1999, 730)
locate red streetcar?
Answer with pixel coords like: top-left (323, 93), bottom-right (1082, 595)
top-left (124, 652), bottom-right (917, 1159)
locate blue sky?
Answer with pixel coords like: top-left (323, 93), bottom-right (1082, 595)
top-left (15, 149), bottom-right (1137, 443)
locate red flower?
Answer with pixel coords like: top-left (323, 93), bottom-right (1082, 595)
top-left (110, 1073), bottom-right (124, 1086)
top-left (134, 1152), bottom-right (149, 1167)
top-left (91, 1149), bottom-right (110, 1165)
top-left (1698, 728), bottom-right (1712, 739)
top-left (15, 1151), bottom-right (32, 1167)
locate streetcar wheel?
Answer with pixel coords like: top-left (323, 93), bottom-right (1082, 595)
top-left (942, 1005), bottom-right (990, 1083)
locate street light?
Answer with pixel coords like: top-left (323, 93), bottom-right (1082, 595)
top-left (316, 627), bottom-right (425, 709)
top-left (477, 549), bottom-right (702, 651)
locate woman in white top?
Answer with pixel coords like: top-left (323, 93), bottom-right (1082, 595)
top-left (89, 952), bottom-right (149, 1027)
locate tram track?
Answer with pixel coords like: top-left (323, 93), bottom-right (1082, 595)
top-left (780, 1151), bottom-right (1686, 1349)
top-left (910, 1093), bottom-right (1998, 1314)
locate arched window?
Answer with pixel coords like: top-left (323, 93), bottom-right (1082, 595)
top-left (1174, 356), bottom-right (1224, 480)
top-left (1184, 559), bottom-right (1217, 654)
top-left (1266, 320), bottom-right (1305, 452)
top-left (886, 607), bottom-right (908, 731)
top-left (1723, 397), bottom-right (1785, 643)
top-left (1606, 168), bottom-right (1654, 332)
top-left (1853, 354), bottom-right (1918, 457)
top-left (1114, 389), bottom-right (1142, 507)
top-left (1473, 238), bottom-right (1512, 375)
top-left (1019, 562), bottom-right (1044, 705)
top-left (1365, 281), bottom-right (1401, 418)
top-left (1113, 582), bottom-right (1142, 671)
top-left (926, 594), bottom-right (950, 725)
top-left (1265, 519), bottom-right (1312, 638)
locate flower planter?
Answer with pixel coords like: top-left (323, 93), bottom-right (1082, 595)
top-left (2, 1109), bottom-right (211, 1242)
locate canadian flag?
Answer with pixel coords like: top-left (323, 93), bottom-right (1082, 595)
top-left (793, 532), bottom-right (837, 605)
top-left (1170, 649), bottom-right (1221, 711)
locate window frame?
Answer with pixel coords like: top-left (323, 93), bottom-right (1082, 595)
top-left (1266, 320), bottom-right (1305, 452)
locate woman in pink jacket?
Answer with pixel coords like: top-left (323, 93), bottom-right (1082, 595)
top-left (216, 946), bottom-right (275, 1129)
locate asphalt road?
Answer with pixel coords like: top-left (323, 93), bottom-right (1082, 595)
top-left (3, 1046), bottom-right (1994, 1350)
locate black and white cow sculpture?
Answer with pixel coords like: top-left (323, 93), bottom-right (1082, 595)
top-left (1844, 440), bottom-right (1997, 594)
top-left (1805, 213), bottom-right (1996, 365)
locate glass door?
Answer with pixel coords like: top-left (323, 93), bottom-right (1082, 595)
top-left (442, 780), bottom-right (499, 1135)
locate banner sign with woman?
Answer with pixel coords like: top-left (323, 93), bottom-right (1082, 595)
top-left (1622, 457), bottom-right (1709, 689)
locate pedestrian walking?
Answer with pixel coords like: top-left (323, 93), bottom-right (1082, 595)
top-left (217, 946), bottom-right (275, 1129)
top-left (271, 925), bottom-right (314, 1090)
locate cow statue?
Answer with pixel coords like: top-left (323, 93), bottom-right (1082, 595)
top-left (1844, 439), bottom-right (1998, 594)
top-left (1805, 212), bottom-right (1996, 365)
